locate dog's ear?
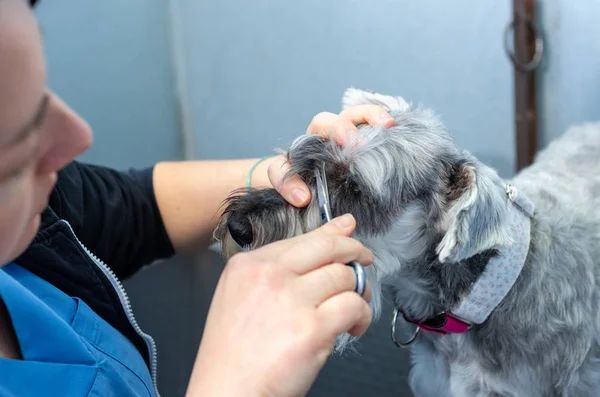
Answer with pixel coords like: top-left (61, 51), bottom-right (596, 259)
top-left (436, 163), bottom-right (511, 263)
top-left (341, 87), bottom-right (411, 113)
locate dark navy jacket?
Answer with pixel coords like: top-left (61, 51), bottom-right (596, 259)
top-left (13, 161), bottom-right (175, 390)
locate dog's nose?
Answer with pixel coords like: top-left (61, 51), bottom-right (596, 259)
top-left (227, 213), bottom-right (254, 247)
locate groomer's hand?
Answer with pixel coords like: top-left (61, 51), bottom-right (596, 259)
top-left (269, 104), bottom-right (395, 207)
top-left (186, 214), bottom-right (373, 397)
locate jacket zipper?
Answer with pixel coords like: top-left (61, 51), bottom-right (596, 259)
top-left (61, 220), bottom-right (160, 397)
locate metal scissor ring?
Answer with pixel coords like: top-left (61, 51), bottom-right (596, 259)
top-left (391, 307), bottom-right (421, 348)
top-left (348, 262), bottom-right (367, 296)
top-left (503, 17), bottom-right (544, 73)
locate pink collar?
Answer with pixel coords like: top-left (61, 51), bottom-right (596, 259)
top-left (391, 309), bottom-right (472, 348)
top-left (400, 310), bottom-right (471, 335)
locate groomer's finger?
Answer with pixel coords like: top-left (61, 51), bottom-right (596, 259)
top-left (317, 291), bottom-right (373, 337)
top-left (277, 215), bottom-right (374, 274)
top-left (252, 214), bottom-right (356, 260)
top-left (293, 262), bottom-right (372, 306)
top-left (339, 104), bottom-right (396, 129)
top-left (267, 155), bottom-right (311, 207)
top-left (306, 111), bottom-right (359, 146)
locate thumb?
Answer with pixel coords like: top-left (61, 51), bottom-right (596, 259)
top-left (268, 156), bottom-right (312, 207)
top-left (315, 213), bottom-right (357, 237)
top-left (257, 214), bottom-right (357, 259)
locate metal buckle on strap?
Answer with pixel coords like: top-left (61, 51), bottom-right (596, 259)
top-left (391, 307), bottom-right (421, 348)
top-left (505, 184), bottom-right (534, 219)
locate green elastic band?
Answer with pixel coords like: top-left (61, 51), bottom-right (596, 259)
top-left (247, 155), bottom-right (274, 189)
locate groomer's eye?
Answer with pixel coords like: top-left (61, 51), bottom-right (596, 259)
top-left (3, 94), bottom-right (52, 182)
top-left (4, 157), bottom-right (35, 182)
top-left (33, 94), bottom-right (51, 128)
top-left (1, 135), bottom-right (42, 184)
top-left (11, 166), bottom-right (27, 179)
top-left (0, 165), bottom-right (26, 184)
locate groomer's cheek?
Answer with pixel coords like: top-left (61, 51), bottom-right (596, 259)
top-left (36, 94), bottom-right (93, 175)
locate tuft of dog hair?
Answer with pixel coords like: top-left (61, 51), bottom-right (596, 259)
top-left (214, 88), bottom-right (600, 397)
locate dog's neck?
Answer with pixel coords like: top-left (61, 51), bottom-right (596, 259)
top-left (396, 184), bottom-right (535, 337)
top-left (450, 184), bottom-right (534, 324)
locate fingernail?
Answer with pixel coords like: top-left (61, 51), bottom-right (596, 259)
top-left (331, 214), bottom-right (354, 228)
top-left (381, 111), bottom-right (396, 127)
top-left (291, 188), bottom-right (308, 203)
top-left (343, 130), bottom-right (358, 145)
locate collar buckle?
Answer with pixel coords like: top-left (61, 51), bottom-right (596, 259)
top-left (391, 308), bottom-right (472, 348)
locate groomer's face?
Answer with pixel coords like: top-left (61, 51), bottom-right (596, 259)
top-left (0, 0), bottom-right (92, 265)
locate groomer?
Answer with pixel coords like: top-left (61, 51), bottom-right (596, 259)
top-left (0, 0), bottom-right (397, 395)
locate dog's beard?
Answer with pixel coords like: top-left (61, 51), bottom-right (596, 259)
top-left (216, 187), bottom-right (323, 254)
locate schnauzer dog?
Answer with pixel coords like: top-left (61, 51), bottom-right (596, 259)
top-left (214, 88), bottom-right (600, 397)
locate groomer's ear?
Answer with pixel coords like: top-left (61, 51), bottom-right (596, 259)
top-left (436, 163), bottom-right (511, 263)
top-left (341, 87), bottom-right (410, 113)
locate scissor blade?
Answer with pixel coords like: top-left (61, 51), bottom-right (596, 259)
top-left (320, 163), bottom-right (330, 202)
top-left (314, 168), bottom-right (332, 223)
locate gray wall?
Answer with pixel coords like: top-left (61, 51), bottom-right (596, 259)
top-left (35, 0), bottom-right (600, 396)
top-left (536, 0), bottom-right (600, 148)
top-left (36, 0), bottom-right (181, 169)
top-left (179, 0), bottom-right (516, 178)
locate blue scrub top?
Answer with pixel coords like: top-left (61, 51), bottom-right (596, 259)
top-left (0, 263), bottom-right (156, 396)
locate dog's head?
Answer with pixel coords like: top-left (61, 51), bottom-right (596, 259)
top-left (214, 88), bottom-right (512, 349)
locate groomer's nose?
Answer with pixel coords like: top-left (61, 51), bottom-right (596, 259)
top-left (36, 93), bottom-right (93, 175)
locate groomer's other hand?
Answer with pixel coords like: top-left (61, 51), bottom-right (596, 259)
top-left (186, 214), bottom-right (373, 397)
top-left (269, 104), bottom-right (395, 207)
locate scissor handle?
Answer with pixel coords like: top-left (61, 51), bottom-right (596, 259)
top-left (347, 261), bottom-right (366, 296)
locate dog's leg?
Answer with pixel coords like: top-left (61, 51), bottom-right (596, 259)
top-left (408, 339), bottom-right (453, 397)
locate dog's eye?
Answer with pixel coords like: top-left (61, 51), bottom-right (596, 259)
top-left (227, 213), bottom-right (254, 247)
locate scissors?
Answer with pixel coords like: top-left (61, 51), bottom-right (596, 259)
top-left (314, 164), bottom-right (367, 296)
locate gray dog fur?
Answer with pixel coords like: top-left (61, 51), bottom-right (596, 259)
top-left (213, 88), bottom-right (600, 397)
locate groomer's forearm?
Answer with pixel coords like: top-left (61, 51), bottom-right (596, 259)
top-left (153, 158), bottom-right (277, 252)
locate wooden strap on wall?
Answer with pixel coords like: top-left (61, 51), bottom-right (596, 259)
top-left (505, 0), bottom-right (544, 172)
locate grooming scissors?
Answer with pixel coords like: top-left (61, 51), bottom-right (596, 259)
top-left (314, 164), bottom-right (367, 296)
